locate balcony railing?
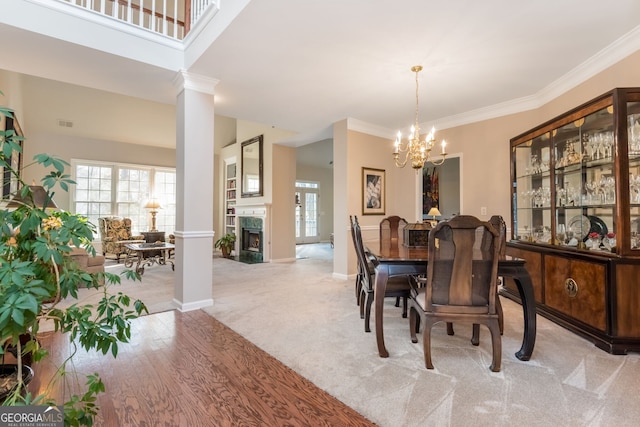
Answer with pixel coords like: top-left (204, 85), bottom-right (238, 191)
top-left (60, 0), bottom-right (217, 40)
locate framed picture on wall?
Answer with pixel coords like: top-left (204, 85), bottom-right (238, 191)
top-left (362, 167), bottom-right (385, 215)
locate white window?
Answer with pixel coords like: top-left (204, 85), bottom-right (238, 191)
top-left (72, 160), bottom-right (176, 237)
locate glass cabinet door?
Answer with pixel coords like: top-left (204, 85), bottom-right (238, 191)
top-left (513, 134), bottom-right (552, 243)
top-left (628, 100), bottom-right (640, 252)
top-left (553, 107), bottom-right (615, 252)
top-left (511, 89), bottom-right (640, 258)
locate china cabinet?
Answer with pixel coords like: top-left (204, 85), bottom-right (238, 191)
top-left (505, 88), bottom-right (640, 354)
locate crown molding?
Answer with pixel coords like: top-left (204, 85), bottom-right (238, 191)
top-left (433, 25), bottom-right (640, 130)
top-left (346, 118), bottom-right (396, 139)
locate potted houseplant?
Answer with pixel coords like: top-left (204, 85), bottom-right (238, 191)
top-left (214, 233), bottom-right (236, 258)
top-left (0, 100), bottom-right (147, 424)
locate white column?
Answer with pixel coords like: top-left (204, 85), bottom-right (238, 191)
top-left (172, 70), bottom-right (218, 311)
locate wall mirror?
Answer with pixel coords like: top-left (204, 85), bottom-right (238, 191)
top-left (241, 135), bottom-right (263, 198)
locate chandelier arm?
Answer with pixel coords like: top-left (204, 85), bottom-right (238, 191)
top-left (394, 152), bottom-right (409, 168)
top-left (430, 156), bottom-right (447, 166)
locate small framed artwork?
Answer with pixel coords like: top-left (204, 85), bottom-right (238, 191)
top-left (362, 167), bottom-right (385, 215)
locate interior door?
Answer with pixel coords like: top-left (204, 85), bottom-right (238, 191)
top-left (295, 183), bottom-right (320, 244)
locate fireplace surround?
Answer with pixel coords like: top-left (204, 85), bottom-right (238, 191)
top-left (236, 204), bottom-right (270, 263)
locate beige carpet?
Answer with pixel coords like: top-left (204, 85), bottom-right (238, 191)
top-left (49, 244), bottom-right (640, 426)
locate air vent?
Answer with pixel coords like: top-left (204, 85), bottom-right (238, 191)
top-left (57, 119), bottom-right (73, 128)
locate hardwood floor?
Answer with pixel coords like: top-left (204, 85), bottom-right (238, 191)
top-left (31, 310), bottom-right (375, 426)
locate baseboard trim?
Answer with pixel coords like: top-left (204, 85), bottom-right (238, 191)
top-left (174, 298), bottom-right (214, 312)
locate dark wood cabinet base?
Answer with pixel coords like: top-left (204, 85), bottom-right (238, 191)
top-left (506, 242), bottom-right (640, 355)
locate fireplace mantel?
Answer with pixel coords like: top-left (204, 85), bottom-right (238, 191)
top-left (236, 203), bottom-right (271, 262)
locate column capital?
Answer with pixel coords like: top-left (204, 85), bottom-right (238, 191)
top-left (173, 70), bottom-right (219, 95)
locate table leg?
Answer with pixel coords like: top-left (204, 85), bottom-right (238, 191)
top-left (375, 265), bottom-right (390, 358)
top-left (500, 265), bottom-right (536, 361)
top-left (135, 251), bottom-right (145, 275)
top-left (161, 248), bottom-right (175, 271)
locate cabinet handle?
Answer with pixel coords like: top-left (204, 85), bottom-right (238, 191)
top-left (565, 278), bottom-right (578, 298)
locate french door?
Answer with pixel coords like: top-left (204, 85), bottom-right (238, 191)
top-left (295, 182), bottom-right (320, 244)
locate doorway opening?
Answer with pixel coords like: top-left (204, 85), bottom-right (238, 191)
top-left (422, 155), bottom-right (461, 221)
top-left (295, 181), bottom-right (320, 244)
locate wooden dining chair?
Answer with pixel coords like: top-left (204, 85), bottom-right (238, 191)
top-left (380, 215), bottom-right (408, 308)
top-left (380, 215), bottom-right (408, 248)
top-left (408, 215), bottom-right (502, 371)
top-left (350, 215), bottom-right (369, 305)
top-left (352, 216), bottom-right (410, 332)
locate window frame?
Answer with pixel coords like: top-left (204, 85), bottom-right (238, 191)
top-left (71, 159), bottom-right (176, 238)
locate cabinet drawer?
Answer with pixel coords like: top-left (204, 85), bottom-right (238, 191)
top-left (544, 255), bottom-right (606, 331)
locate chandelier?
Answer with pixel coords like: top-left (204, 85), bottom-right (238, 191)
top-left (393, 65), bottom-right (447, 169)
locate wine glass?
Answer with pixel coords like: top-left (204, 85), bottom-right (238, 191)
top-left (556, 224), bottom-right (566, 245)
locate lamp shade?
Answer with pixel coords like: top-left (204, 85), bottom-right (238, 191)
top-left (144, 199), bottom-right (161, 210)
top-left (427, 207), bottom-right (441, 218)
top-left (7, 185), bottom-right (58, 209)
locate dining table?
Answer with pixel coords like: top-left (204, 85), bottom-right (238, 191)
top-left (371, 241), bottom-right (537, 361)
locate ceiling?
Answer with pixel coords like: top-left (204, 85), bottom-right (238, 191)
top-left (3, 0), bottom-right (640, 167)
top-left (188, 0), bottom-right (640, 144)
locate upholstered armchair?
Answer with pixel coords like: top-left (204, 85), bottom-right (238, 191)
top-left (98, 217), bottom-right (145, 262)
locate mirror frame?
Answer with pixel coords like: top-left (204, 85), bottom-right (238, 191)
top-left (241, 135), bottom-right (263, 198)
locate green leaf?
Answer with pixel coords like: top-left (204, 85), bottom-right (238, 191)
top-left (11, 308), bottom-right (24, 326)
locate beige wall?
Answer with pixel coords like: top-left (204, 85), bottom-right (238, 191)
top-left (20, 75), bottom-right (176, 148)
top-left (23, 131), bottom-right (175, 210)
top-left (218, 120), bottom-right (297, 261)
top-left (271, 144), bottom-right (296, 261)
top-left (335, 50), bottom-right (640, 277)
top-left (430, 49), bottom-right (640, 236)
top-left (5, 48), bottom-right (640, 273)
top-left (337, 127), bottom-right (419, 277)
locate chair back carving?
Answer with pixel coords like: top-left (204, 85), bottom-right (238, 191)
top-left (380, 215), bottom-right (408, 248)
top-left (426, 215), bottom-right (500, 313)
top-left (488, 215), bottom-right (507, 257)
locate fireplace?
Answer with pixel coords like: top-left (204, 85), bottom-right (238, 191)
top-left (236, 204), bottom-right (270, 263)
top-left (238, 215), bottom-right (265, 263)
top-left (242, 228), bottom-right (262, 252)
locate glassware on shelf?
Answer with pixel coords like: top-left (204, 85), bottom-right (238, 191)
top-left (557, 141), bottom-right (583, 167)
top-left (556, 224), bottom-right (566, 245)
top-left (565, 228), bottom-right (578, 246)
top-left (585, 181), bottom-right (598, 205)
top-left (587, 131), bottom-right (614, 160)
top-left (630, 174), bottom-right (640, 203)
top-left (584, 176), bottom-right (616, 205)
top-left (602, 233), bottom-right (616, 252)
top-left (588, 232), bottom-right (602, 250)
top-left (629, 117), bottom-right (640, 156)
top-left (530, 187), bottom-right (551, 207)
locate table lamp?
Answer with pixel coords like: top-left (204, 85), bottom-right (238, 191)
top-left (427, 207), bottom-right (441, 227)
top-left (144, 198), bottom-right (162, 231)
top-left (7, 185), bottom-right (58, 209)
